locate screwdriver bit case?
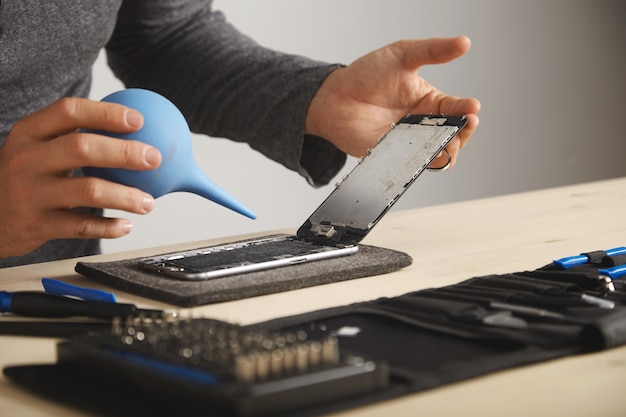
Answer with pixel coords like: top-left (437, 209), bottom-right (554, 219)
top-left (4, 247), bottom-right (626, 416)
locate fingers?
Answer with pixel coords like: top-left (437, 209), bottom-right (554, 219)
top-left (36, 132), bottom-right (162, 174)
top-left (46, 211), bottom-right (133, 240)
top-left (7, 96), bottom-right (160, 174)
top-left (429, 137), bottom-right (461, 170)
top-left (0, 97), bottom-right (160, 257)
top-left (38, 175), bottom-right (155, 214)
top-left (12, 97), bottom-right (143, 140)
top-left (440, 96), bottom-right (482, 119)
top-left (0, 175), bottom-right (153, 258)
top-left (392, 36), bottom-right (481, 155)
top-left (392, 36), bottom-right (472, 70)
top-left (0, 174), bottom-right (152, 257)
top-left (412, 93), bottom-right (481, 150)
top-left (437, 96), bottom-right (480, 149)
top-left (457, 113), bottom-right (480, 149)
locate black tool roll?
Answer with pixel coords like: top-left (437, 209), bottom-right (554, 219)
top-left (4, 247), bottom-right (626, 417)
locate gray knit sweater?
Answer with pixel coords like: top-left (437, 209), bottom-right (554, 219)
top-left (0, 0), bottom-right (346, 267)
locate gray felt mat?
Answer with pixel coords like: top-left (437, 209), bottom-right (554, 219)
top-left (75, 239), bottom-right (412, 307)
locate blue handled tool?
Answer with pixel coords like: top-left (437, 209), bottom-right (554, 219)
top-left (42, 278), bottom-right (117, 302)
top-left (553, 246), bottom-right (626, 269)
top-left (598, 264), bottom-right (626, 280)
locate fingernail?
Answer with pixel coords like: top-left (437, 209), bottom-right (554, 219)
top-left (144, 148), bottom-right (161, 167)
top-left (125, 110), bottom-right (143, 129)
top-left (121, 220), bottom-right (133, 235)
top-left (143, 195), bottom-right (155, 213)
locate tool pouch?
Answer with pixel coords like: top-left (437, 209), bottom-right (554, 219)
top-left (4, 247), bottom-right (626, 416)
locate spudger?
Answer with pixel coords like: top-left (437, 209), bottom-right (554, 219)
top-left (0, 291), bottom-right (163, 319)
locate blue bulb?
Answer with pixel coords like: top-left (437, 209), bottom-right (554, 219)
top-left (83, 89), bottom-right (256, 219)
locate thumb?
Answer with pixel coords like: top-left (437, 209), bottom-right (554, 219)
top-left (393, 36), bottom-right (472, 70)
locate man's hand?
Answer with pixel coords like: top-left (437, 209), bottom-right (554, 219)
top-left (0, 97), bottom-right (162, 258)
top-left (305, 36), bottom-right (481, 169)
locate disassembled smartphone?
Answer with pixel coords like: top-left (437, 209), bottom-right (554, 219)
top-left (139, 114), bottom-right (467, 280)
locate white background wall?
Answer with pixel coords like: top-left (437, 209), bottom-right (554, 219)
top-left (93, 0), bottom-right (626, 254)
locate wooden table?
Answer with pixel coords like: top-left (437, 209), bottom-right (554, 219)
top-left (1, 177), bottom-right (625, 416)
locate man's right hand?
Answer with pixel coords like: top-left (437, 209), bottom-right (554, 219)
top-left (0, 97), bottom-right (162, 258)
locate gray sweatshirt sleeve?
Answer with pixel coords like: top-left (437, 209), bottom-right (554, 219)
top-left (105, 0), bottom-right (346, 187)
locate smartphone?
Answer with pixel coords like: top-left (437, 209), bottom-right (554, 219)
top-left (139, 114), bottom-right (467, 280)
